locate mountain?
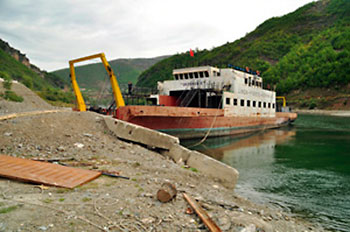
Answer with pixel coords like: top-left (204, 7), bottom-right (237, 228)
top-left (0, 39), bottom-right (73, 104)
top-left (136, 0), bottom-right (350, 109)
top-left (52, 56), bottom-right (169, 91)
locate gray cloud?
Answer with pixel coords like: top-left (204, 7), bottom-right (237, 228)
top-left (0, 0), bottom-right (313, 71)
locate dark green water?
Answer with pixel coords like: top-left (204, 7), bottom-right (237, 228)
top-left (182, 114), bottom-right (350, 232)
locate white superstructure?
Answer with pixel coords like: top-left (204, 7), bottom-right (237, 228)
top-left (156, 66), bottom-right (276, 117)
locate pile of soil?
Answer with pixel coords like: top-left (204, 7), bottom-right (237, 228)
top-left (0, 83), bottom-right (328, 231)
top-left (0, 80), bottom-right (54, 115)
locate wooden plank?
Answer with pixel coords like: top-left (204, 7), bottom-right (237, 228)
top-left (0, 109), bottom-right (69, 121)
top-left (183, 193), bottom-right (222, 232)
top-left (0, 155), bottom-right (101, 188)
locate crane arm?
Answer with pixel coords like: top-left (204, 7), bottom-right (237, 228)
top-left (276, 96), bottom-right (286, 107)
top-left (69, 53), bottom-right (125, 112)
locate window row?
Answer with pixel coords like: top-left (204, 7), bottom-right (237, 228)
top-left (244, 78), bottom-right (262, 88)
top-left (174, 71), bottom-right (209, 80)
top-left (225, 98), bottom-right (275, 109)
top-left (174, 70), bottom-right (221, 80)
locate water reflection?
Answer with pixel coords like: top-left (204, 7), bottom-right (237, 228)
top-left (182, 116), bottom-right (350, 232)
top-left (184, 129), bottom-right (296, 164)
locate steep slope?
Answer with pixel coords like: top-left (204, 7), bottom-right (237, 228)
top-left (52, 56), bottom-right (169, 91)
top-left (0, 40), bottom-right (73, 104)
top-left (136, 0), bottom-right (350, 99)
top-left (0, 39), bottom-right (68, 89)
top-left (0, 79), bottom-right (54, 114)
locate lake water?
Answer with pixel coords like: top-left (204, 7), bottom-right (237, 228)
top-left (182, 114), bottom-right (350, 232)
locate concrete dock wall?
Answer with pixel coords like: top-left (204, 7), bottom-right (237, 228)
top-left (104, 116), bottom-right (239, 189)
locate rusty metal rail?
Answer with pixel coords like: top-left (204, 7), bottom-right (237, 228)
top-left (0, 155), bottom-right (101, 188)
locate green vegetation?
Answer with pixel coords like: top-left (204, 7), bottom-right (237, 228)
top-left (0, 47), bottom-right (74, 104)
top-left (0, 71), bottom-right (24, 102)
top-left (0, 205), bottom-right (18, 214)
top-left (136, 0), bottom-right (350, 98)
top-left (82, 197), bottom-right (92, 202)
top-left (42, 198), bottom-right (53, 204)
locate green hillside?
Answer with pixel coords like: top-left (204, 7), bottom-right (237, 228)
top-left (0, 47), bottom-right (73, 104)
top-left (52, 56), bottom-right (169, 91)
top-left (136, 0), bottom-right (350, 105)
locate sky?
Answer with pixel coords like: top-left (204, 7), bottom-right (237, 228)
top-left (0, 0), bottom-right (314, 71)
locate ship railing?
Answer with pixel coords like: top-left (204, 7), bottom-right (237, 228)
top-left (119, 83), bottom-right (157, 105)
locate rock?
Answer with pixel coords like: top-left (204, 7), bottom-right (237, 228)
top-left (218, 216), bottom-right (231, 230)
top-left (141, 217), bottom-right (156, 224)
top-left (241, 224), bottom-right (256, 232)
top-left (140, 193), bottom-right (153, 198)
top-left (38, 226), bottom-right (47, 231)
top-left (83, 133), bottom-right (93, 138)
top-left (0, 222), bottom-right (6, 231)
top-left (74, 142), bottom-right (84, 148)
top-left (4, 132), bottom-right (12, 136)
top-left (201, 203), bottom-right (214, 211)
top-left (95, 116), bottom-right (103, 122)
top-left (57, 146), bottom-right (65, 152)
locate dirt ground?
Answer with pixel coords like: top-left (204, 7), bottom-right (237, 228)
top-left (0, 82), bottom-right (328, 232)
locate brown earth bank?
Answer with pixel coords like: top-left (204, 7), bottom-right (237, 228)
top-left (0, 82), bottom-right (328, 231)
top-left (285, 87), bottom-right (350, 111)
top-left (295, 109), bottom-right (350, 117)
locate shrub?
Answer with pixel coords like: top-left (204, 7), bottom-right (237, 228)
top-left (308, 99), bottom-right (317, 109)
top-left (3, 90), bottom-right (24, 102)
top-left (2, 74), bottom-right (12, 90)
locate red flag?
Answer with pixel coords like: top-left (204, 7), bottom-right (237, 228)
top-left (189, 49), bottom-right (194, 57)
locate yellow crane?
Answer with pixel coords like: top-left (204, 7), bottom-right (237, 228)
top-left (276, 96), bottom-right (286, 107)
top-left (69, 53), bottom-right (125, 111)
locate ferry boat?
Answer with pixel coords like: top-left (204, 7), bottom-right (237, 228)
top-left (116, 66), bottom-right (297, 139)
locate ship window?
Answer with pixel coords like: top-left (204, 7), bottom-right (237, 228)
top-left (234, 99), bottom-right (238, 106)
top-left (194, 72), bottom-right (199, 78)
top-left (226, 98), bottom-right (230, 105)
top-left (272, 103), bottom-right (275, 109)
top-left (240, 99), bottom-right (244, 107)
top-left (180, 74), bottom-right (183, 79)
top-left (253, 101), bottom-right (256, 107)
top-left (247, 100), bottom-right (251, 107)
top-left (189, 73), bottom-right (194, 79)
top-left (245, 78), bottom-right (248, 84)
top-left (252, 80), bottom-right (255, 86)
top-left (263, 102), bottom-right (266, 108)
top-left (268, 103), bottom-right (271, 108)
top-left (217, 72), bottom-right (221, 76)
top-left (184, 73), bottom-right (189, 79)
top-left (199, 72), bottom-right (204, 78)
top-left (258, 101), bottom-right (261, 108)
top-left (174, 74), bottom-right (178, 80)
top-left (205, 71), bottom-right (209, 77)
